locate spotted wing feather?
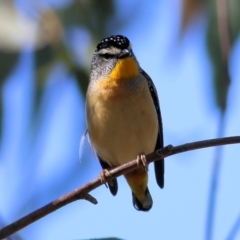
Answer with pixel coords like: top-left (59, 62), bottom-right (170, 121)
top-left (141, 69), bottom-right (164, 188)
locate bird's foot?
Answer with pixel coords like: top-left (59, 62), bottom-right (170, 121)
top-left (137, 153), bottom-right (148, 171)
top-left (99, 169), bottom-right (113, 188)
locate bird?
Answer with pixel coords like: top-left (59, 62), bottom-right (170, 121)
top-left (85, 35), bottom-right (164, 211)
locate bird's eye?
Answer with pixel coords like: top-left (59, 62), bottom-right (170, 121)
top-left (100, 53), bottom-right (112, 59)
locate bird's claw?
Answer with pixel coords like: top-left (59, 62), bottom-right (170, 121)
top-left (100, 169), bottom-right (113, 188)
top-left (137, 153), bottom-right (148, 171)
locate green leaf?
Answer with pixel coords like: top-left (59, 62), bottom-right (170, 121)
top-left (228, 0), bottom-right (240, 44)
top-left (206, 0), bottom-right (231, 112)
top-left (0, 51), bottom-right (20, 85)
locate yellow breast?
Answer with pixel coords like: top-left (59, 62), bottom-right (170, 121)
top-left (86, 63), bottom-right (158, 204)
top-left (86, 73), bottom-right (158, 166)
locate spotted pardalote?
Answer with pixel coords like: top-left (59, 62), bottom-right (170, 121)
top-left (85, 35), bottom-right (164, 211)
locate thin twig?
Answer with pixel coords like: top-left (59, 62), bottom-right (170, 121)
top-left (0, 136), bottom-right (240, 239)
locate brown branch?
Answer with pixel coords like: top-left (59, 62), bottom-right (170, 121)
top-left (1, 136), bottom-right (240, 239)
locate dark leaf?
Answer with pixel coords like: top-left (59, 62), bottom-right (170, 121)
top-left (228, 0), bottom-right (240, 44)
top-left (73, 67), bottom-right (89, 96)
top-left (0, 51), bottom-right (20, 85)
top-left (207, 0), bottom-right (231, 112)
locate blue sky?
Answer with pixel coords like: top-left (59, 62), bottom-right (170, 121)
top-left (1, 1), bottom-right (240, 240)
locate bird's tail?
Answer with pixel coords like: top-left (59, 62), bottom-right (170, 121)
top-left (125, 168), bottom-right (152, 211)
top-left (132, 187), bottom-right (153, 211)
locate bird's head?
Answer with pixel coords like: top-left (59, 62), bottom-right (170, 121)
top-left (90, 35), bottom-right (139, 82)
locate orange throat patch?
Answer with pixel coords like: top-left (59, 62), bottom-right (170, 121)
top-left (96, 57), bottom-right (139, 99)
top-left (109, 57), bottom-right (139, 82)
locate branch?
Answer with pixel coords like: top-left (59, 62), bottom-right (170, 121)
top-left (1, 136), bottom-right (240, 239)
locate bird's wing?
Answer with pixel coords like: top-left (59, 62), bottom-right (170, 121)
top-left (81, 130), bottom-right (118, 195)
top-left (98, 156), bottom-right (118, 196)
top-left (141, 69), bottom-right (165, 189)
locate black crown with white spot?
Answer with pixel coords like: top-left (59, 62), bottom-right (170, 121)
top-left (97, 35), bottom-right (130, 50)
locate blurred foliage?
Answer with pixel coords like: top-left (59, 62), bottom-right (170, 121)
top-left (0, 0), bottom-right (238, 138)
top-left (182, 0), bottom-right (240, 112)
top-left (0, 0), bottom-right (118, 138)
top-left (0, 1), bottom-right (135, 237)
top-left (206, 0), bottom-right (230, 112)
top-left (181, 0), bottom-right (207, 31)
top-left (181, 1), bottom-right (240, 239)
top-left (0, 0), bottom-right (240, 238)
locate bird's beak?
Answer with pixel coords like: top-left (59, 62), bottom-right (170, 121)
top-left (118, 49), bottom-right (132, 59)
